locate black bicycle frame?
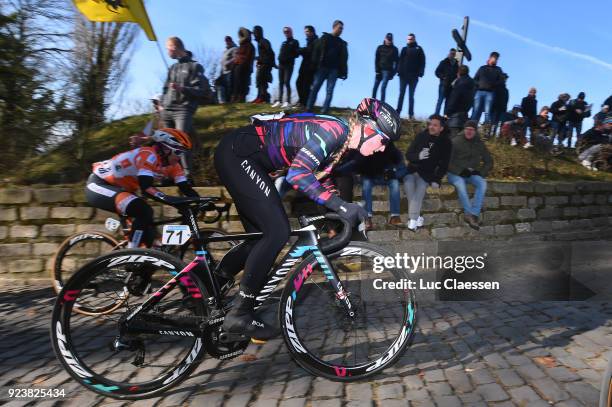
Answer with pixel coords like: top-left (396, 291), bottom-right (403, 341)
top-left (122, 209), bottom-right (355, 337)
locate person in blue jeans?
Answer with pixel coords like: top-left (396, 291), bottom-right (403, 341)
top-left (446, 120), bottom-right (493, 230)
top-left (396, 33), bottom-right (425, 119)
top-left (306, 20), bottom-right (348, 114)
top-left (358, 142), bottom-right (406, 229)
top-left (434, 48), bottom-right (457, 115)
top-left (471, 51), bottom-right (504, 124)
top-left (372, 33), bottom-right (399, 103)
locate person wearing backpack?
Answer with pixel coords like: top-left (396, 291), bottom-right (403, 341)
top-left (161, 36), bottom-right (212, 177)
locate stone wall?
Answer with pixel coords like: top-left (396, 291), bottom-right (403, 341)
top-left (1, 181), bottom-right (611, 283)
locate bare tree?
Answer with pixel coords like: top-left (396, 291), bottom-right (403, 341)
top-left (192, 45), bottom-right (222, 81)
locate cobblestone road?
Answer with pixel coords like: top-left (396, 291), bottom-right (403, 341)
top-left (0, 286), bottom-right (609, 406)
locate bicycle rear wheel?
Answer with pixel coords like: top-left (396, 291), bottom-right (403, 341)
top-left (50, 249), bottom-right (208, 399)
top-left (280, 241), bottom-right (417, 381)
top-left (52, 231), bottom-right (123, 295)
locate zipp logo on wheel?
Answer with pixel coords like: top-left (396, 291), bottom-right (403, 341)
top-left (106, 254), bottom-right (174, 269)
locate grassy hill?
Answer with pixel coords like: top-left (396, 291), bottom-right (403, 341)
top-left (8, 103), bottom-right (612, 186)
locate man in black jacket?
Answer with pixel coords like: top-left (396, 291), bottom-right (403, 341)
top-left (372, 33), bottom-right (399, 103)
top-left (272, 27), bottom-right (299, 108)
top-left (252, 25), bottom-right (275, 104)
top-left (306, 20), bottom-right (348, 114)
top-left (295, 25), bottom-right (318, 107)
top-left (471, 51), bottom-right (504, 124)
top-left (161, 36), bottom-right (209, 177)
top-left (396, 33), bottom-right (425, 119)
top-left (521, 87), bottom-right (538, 148)
top-left (490, 73), bottom-right (509, 138)
top-left (445, 65), bottom-right (475, 137)
top-left (434, 48), bottom-right (457, 115)
top-left (550, 93), bottom-right (570, 147)
top-left (567, 91), bottom-right (590, 147)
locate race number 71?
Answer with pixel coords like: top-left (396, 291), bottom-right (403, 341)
top-left (161, 225), bottom-right (192, 245)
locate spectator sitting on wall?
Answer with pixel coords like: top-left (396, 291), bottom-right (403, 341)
top-left (577, 116), bottom-right (611, 171)
top-left (403, 114), bottom-right (452, 231)
top-left (499, 105), bottom-right (525, 146)
top-left (532, 106), bottom-right (554, 152)
top-left (434, 48), bottom-right (458, 115)
top-left (521, 87), bottom-right (538, 148)
top-left (447, 120), bottom-right (493, 230)
top-left (594, 104), bottom-right (610, 126)
top-left (357, 142), bottom-right (407, 230)
top-left (445, 64), bottom-right (475, 138)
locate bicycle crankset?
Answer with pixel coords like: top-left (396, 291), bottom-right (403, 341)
top-left (202, 314), bottom-right (250, 360)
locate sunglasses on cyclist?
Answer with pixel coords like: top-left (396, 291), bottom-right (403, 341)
top-left (162, 145), bottom-right (186, 156)
top-left (360, 117), bottom-right (390, 146)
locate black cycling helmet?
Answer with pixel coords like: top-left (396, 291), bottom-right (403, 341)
top-left (355, 98), bottom-right (401, 142)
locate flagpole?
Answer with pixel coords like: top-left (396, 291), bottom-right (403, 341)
top-left (155, 39), bottom-right (169, 69)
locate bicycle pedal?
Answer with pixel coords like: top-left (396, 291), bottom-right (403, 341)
top-left (218, 331), bottom-right (249, 343)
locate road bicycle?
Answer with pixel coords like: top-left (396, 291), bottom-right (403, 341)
top-left (50, 196), bottom-right (417, 399)
top-left (51, 199), bottom-right (235, 315)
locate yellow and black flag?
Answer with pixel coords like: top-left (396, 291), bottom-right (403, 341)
top-left (73, 0), bottom-right (156, 41)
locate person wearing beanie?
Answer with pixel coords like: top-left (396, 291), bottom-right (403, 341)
top-left (434, 48), bottom-right (458, 115)
top-left (306, 20), bottom-right (348, 114)
top-left (272, 26), bottom-right (299, 108)
top-left (372, 33), bottom-right (399, 103)
top-left (252, 25), bottom-right (276, 104)
top-left (447, 120), bottom-right (493, 230)
top-left (567, 91), bottom-right (590, 147)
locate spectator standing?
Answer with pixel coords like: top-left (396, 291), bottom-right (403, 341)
top-left (358, 142), bottom-right (406, 229)
top-left (445, 65), bottom-right (475, 137)
top-left (372, 33), bottom-right (399, 103)
top-left (594, 104), bottom-right (610, 126)
top-left (490, 73), bottom-right (509, 137)
top-left (396, 33), bottom-right (425, 119)
top-left (272, 27), bottom-right (299, 108)
top-left (447, 120), bottom-right (493, 230)
top-left (295, 25), bottom-right (318, 108)
top-left (252, 25), bottom-right (275, 104)
top-left (567, 91), bottom-right (590, 147)
top-left (232, 27), bottom-right (255, 103)
top-left (404, 115), bottom-right (451, 231)
top-left (521, 87), bottom-right (538, 148)
top-left (306, 20), bottom-right (348, 114)
top-left (434, 48), bottom-right (458, 115)
top-left (217, 36), bottom-right (237, 104)
top-left (550, 93), bottom-right (571, 147)
top-left (161, 36), bottom-right (208, 177)
top-left (471, 51), bottom-right (504, 125)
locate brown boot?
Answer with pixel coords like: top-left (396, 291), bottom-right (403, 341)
top-left (463, 213), bottom-right (480, 230)
top-left (388, 216), bottom-right (402, 227)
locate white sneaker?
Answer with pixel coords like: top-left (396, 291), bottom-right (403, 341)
top-left (523, 142), bottom-right (533, 149)
top-left (281, 102), bottom-right (290, 108)
top-left (271, 101), bottom-right (281, 108)
top-left (581, 159), bottom-right (592, 169)
top-left (407, 219), bottom-right (417, 231)
top-left (416, 216), bottom-right (424, 228)
top-left (510, 138), bottom-right (517, 146)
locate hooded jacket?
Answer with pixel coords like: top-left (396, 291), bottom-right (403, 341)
top-left (445, 75), bottom-right (475, 116)
top-left (375, 43), bottom-right (399, 73)
top-left (397, 42), bottom-right (425, 78)
top-left (434, 57), bottom-right (458, 88)
top-left (298, 34), bottom-right (318, 73)
top-left (473, 64), bottom-right (504, 91)
top-left (161, 52), bottom-right (207, 112)
top-left (234, 28), bottom-right (255, 69)
top-left (405, 129), bottom-right (452, 184)
top-left (253, 26), bottom-right (275, 67)
top-left (521, 95), bottom-right (537, 120)
top-left (448, 133), bottom-right (493, 177)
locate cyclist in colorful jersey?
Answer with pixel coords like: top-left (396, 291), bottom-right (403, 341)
top-left (85, 128), bottom-right (199, 248)
top-left (214, 97), bottom-right (401, 340)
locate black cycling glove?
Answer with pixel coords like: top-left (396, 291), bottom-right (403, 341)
top-left (325, 195), bottom-right (368, 227)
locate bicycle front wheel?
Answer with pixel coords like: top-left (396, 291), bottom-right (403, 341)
top-left (280, 241), bottom-right (417, 381)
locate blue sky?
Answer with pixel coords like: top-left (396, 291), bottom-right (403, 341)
top-left (122, 0), bottom-right (611, 124)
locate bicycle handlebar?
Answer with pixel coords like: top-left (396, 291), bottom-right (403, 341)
top-left (298, 213), bottom-right (364, 255)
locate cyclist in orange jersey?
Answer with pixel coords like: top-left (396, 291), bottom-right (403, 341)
top-left (85, 128), bottom-right (199, 248)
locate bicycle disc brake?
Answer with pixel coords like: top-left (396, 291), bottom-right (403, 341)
top-left (202, 314), bottom-right (250, 360)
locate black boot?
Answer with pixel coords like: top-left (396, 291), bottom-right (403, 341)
top-left (222, 287), bottom-right (280, 341)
